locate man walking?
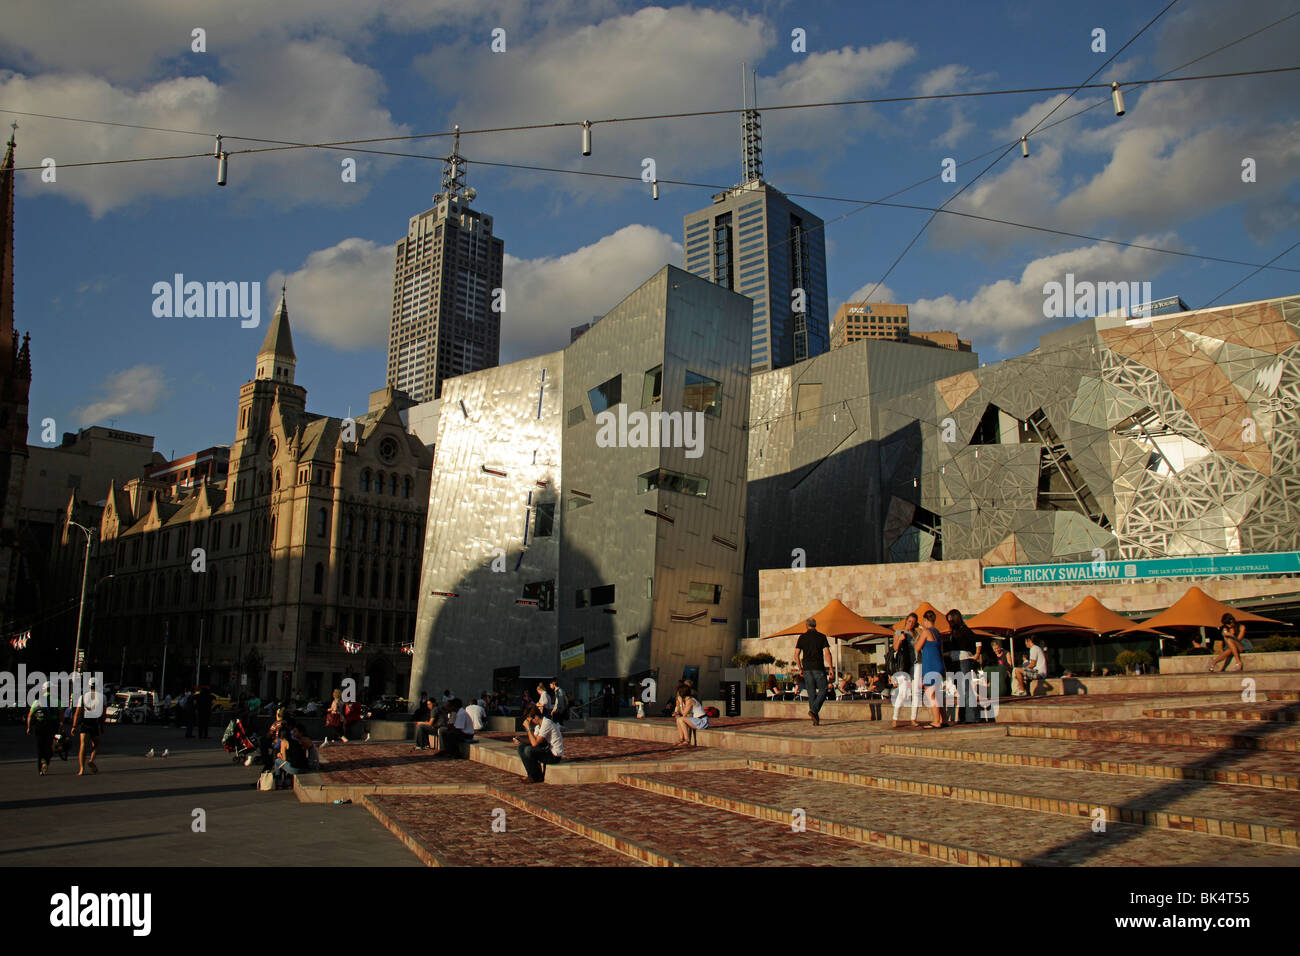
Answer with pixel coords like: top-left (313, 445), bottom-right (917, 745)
top-left (548, 679), bottom-right (568, 723)
top-left (195, 685), bottom-right (214, 739)
top-left (795, 617), bottom-right (834, 726)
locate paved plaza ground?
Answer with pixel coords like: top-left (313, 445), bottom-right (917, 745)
top-left (0, 723), bottom-right (419, 867)
top-left (5, 681), bottom-right (1300, 868)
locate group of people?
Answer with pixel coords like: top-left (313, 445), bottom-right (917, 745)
top-left (319, 688), bottom-right (372, 745)
top-left (168, 686), bottom-right (215, 738)
top-left (25, 678), bottom-right (104, 776)
top-left (410, 689), bottom-right (489, 757)
top-left (791, 610), bottom-right (1048, 729)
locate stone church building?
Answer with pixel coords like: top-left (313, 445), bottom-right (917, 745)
top-left (90, 294), bottom-right (432, 699)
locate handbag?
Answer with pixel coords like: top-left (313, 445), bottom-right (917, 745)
top-left (258, 771), bottom-right (275, 791)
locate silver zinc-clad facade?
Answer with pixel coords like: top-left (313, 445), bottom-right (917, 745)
top-left (744, 337), bottom-right (979, 623)
top-left (410, 265), bottom-right (752, 702)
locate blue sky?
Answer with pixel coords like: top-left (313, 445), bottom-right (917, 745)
top-left (2, 0), bottom-right (1297, 459)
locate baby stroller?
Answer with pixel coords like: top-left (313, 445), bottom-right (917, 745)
top-left (221, 718), bottom-right (259, 763)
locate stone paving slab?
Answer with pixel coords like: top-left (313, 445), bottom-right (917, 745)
top-left (468, 736), bottom-right (753, 783)
top-left (1011, 719), bottom-right (1300, 752)
top-left (0, 726), bottom-right (420, 867)
top-left (363, 793), bottom-right (643, 867)
top-left (485, 781), bottom-right (941, 867)
top-left (1142, 703), bottom-right (1300, 722)
top-left (623, 769), bottom-right (1300, 866)
top-left (298, 743), bottom-right (519, 802)
top-left (608, 715), bottom-right (1005, 755)
top-left (746, 753), bottom-right (1300, 846)
top-left (879, 737), bottom-right (1300, 791)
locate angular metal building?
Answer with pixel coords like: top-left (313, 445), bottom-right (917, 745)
top-left (410, 265), bottom-right (752, 703)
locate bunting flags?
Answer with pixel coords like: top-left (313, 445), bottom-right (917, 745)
top-left (340, 639), bottom-right (363, 655)
top-left (399, 642), bottom-right (414, 656)
top-left (9, 631), bottom-right (31, 649)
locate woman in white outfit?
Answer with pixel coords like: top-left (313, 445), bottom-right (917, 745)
top-left (891, 613), bottom-right (923, 729)
top-left (673, 686), bottom-right (709, 746)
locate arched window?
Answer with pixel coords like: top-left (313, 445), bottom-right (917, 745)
top-left (341, 561), bottom-right (352, 596)
top-left (360, 516), bottom-right (368, 541)
top-left (389, 474), bottom-right (397, 496)
top-left (369, 563), bottom-right (379, 596)
top-left (361, 469), bottom-right (371, 493)
top-left (409, 565), bottom-right (419, 601)
top-left (314, 563), bottom-right (324, 595)
top-left (400, 522), bottom-right (409, 550)
top-left (384, 561), bottom-right (393, 598)
top-left (274, 469), bottom-right (281, 490)
top-left (317, 507), bottom-right (327, 538)
top-left (376, 471), bottom-right (385, 495)
top-left (345, 511), bottom-right (354, 540)
top-left (397, 567), bottom-right (406, 601)
top-left (387, 519), bottom-right (394, 544)
top-left (356, 560), bottom-right (366, 598)
top-left (403, 476), bottom-right (412, 499)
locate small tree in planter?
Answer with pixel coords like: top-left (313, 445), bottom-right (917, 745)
top-left (1115, 649), bottom-right (1154, 675)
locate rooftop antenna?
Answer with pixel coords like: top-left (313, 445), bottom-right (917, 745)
top-left (740, 63), bottom-right (764, 185)
top-left (437, 124), bottom-right (469, 203)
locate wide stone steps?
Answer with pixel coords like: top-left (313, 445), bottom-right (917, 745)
top-left (1141, 703), bottom-right (1300, 722)
top-left (618, 769), bottom-right (1300, 866)
top-left (879, 737), bottom-right (1300, 791)
top-left (1008, 719), bottom-right (1300, 752)
top-left (360, 793), bottom-right (642, 867)
top-left (744, 753), bottom-right (1300, 846)
top-left (483, 781), bottom-right (936, 867)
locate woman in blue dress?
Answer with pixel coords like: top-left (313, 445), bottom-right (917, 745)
top-left (917, 611), bottom-right (947, 729)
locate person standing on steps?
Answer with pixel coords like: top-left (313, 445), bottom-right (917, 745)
top-left (794, 617), bottom-right (833, 727)
top-left (890, 613), bottom-right (921, 729)
top-left (916, 617), bottom-right (947, 729)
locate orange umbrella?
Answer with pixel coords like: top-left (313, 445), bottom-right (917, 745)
top-left (1060, 596), bottom-right (1155, 635)
top-left (1118, 586), bottom-right (1284, 633)
top-left (762, 598), bottom-right (894, 640)
top-left (891, 602), bottom-right (951, 633)
top-left (762, 598), bottom-right (893, 676)
top-left (967, 591), bottom-right (1092, 635)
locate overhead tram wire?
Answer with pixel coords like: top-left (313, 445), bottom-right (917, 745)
top-left (2, 63), bottom-right (1297, 167)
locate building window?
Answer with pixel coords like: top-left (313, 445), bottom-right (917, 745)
top-left (313, 563), bottom-right (324, 595)
top-left (360, 517), bottom-right (368, 541)
top-left (369, 564), bottom-right (379, 596)
top-left (567, 405), bottom-right (585, 427)
top-left (376, 471), bottom-right (385, 495)
top-left (387, 519), bottom-right (394, 544)
top-left (404, 476), bottom-right (412, 499)
top-left (400, 522), bottom-right (409, 549)
top-left (523, 580), bottom-right (554, 611)
top-left (587, 375), bottom-right (622, 414)
top-left (274, 469), bottom-right (281, 490)
top-left (684, 370), bottom-right (722, 416)
top-left (361, 469), bottom-right (371, 492)
top-left (637, 468), bottom-right (709, 498)
top-left (356, 561), bottom-right (366, 598)
top-left (688, 582), bottom-right (723, 604)
top-left (345, 512), bottom-right (354, 540)
top-left (575, 584), bottom-right (616, 608)
top-left (642, 365), bottom-right (663, 406)
top-left (534, 502), bottom-right (555, 537)
top-left (342, 562), bottom-right (352, 596)
top-left (390, 474), bottom-right (397, 495)
top-left (384, 562), bottom-right (393, 598)
top-left (317, 507), bottom-right (328, 537)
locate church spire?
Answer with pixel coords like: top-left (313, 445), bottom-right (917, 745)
top-left (255, 286), bottom-right (296, 383)
top-left (1, 123), bottom-right (16, 341)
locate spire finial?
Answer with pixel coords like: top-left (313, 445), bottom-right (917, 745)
top-left (6, 121), bottom-right (15, 147)
top-left (740, 64), bottom-right (763, 185)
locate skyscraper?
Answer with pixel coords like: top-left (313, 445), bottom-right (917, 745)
top-left (682, 69), bottom-right (828, 372)
top-left (387, 128), bottom-right (504, 402)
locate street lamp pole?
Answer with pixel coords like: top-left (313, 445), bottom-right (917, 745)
top-left (67, 519), bottom-right (95, 675)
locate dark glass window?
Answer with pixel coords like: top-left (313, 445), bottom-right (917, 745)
top-left (587, 375), bottom-right (622, 414)
top-left (637, 468), bottom-right (709, 498)
top-left (688, 582), bottom-right (723, 605)
top-left (683, 370), bottom-right (722, 416)
top-left (642, 365), bottom-right (663, 406)
top-left (523, 580), bottom-right (555, 611)
top-left (534, 502), bottom-right (555, 537)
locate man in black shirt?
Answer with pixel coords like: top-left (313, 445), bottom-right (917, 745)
top-left (794, 618), bottom-right (833, 726)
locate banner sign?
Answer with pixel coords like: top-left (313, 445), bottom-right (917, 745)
top-left (982, 550), bottom-right (1300, 586)
top-left (559, 640), bottom-right (585, 671)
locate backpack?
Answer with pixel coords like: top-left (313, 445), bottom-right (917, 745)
top-left (704, 706), bottom-right (720, 718)
top-left (889, 638), bottom-right (915, 674)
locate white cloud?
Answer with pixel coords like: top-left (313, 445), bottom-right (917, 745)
top-left (272, 223), bottom-right (680, 359)
top-left (501, 224), bottom-right (682, 360)
top-left (268, 238), bottom-right (396, 351)
top-left (894, 237), bottom-right (1178, 353)
top-left (416, 7), bottom-right (915, 198)
top-left (1, 38), bottom-right (410, 216)
top-left (73, 364), bottom-right (170, 424)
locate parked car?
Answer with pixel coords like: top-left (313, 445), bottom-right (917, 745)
top-left (369, 695), bottom-right (410, 718)
top-left (105, 690), bottom-right (161, 725)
